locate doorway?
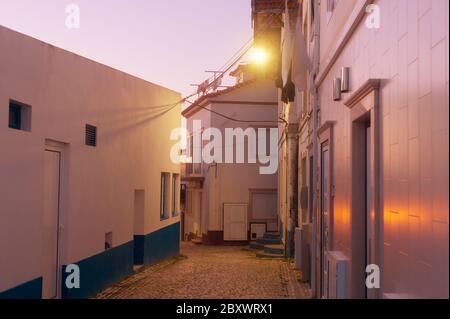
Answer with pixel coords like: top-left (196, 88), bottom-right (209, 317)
top-left (43, 141), bottom-right (66, 299)
top-left (133, 190), bottom-right (145, 265)
top-left (316, 122), bottom-right (334, 299)
top-left (365, 124), bottom-right (372, 298)
top-left (351, 116), bottom-right (373, 299)
top-left (345, 79), bottom-right (382, 299)
top-left (320, 141), bottom-right (330, 298)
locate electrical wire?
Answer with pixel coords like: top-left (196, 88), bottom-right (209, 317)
top-left (140, 2), bottom-right (287, 113)
top-left (190, 2), bottom-right (286, 99)
top-left (180, 2), bottom-right (288, 125)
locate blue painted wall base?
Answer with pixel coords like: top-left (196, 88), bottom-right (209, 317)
top-left (61, 240), bottom-right (134, 299)
top-left (134, 222), bottom-right (180, 266)
top-left (0, 277), bottom-right (42, 299)
top-left (1, 222), bottom-right (180, 299)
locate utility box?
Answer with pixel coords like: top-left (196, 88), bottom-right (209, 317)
top-left (326, 251), bottom-right (349, 299)
top-left (294, 224), bottom-right (311, 282)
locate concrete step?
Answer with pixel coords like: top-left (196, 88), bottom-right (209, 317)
top-left (256, 237), bottom-right (281, 245)
top-left (263, 232), bottom-right (280, 239)
top-left (256, 251), bottom-right (285, 259)
top-left (249, 242), bottom-right (265, 250)
top-left (264, 243), bottom-right (285, 255)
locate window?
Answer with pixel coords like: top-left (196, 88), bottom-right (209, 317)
top-left (85, 124), bottom-right (97, 147)
top-left (8, 100), bottom-right (31, 131)
top-left (160, 172), bottom-right (170, 220)
top-left (172, 174), bottom-right (180, 216)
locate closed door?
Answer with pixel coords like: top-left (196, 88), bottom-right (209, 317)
top-left (43, 150), bottom-right (61, 299)
top-left (223, 204), bottom-right (248, 241)
top-left (320, 142), bottom-right (330, 298)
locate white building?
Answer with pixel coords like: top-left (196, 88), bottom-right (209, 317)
top-left (181, 65), bottom-right (279, 245)
top-left (0, 26), bottom-right (181, 299)
top-left (265, 0), bottom-right (449, 299)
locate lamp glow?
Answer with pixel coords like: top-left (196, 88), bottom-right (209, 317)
top-left (251, 47), bottom-right (268, 65)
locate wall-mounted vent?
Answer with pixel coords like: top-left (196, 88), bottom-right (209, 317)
top-left (333, 78), bottom-right (342, 101)
top-left (85, 124), bottom-right (97, 147)
top-left (341, 67), bottom-right (350, 92)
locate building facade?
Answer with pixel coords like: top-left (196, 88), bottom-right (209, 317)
top-left (263, 0), bottom-right (449, 298)
top-left (181, 67), bottom-right (279, 245)
top-left (0, 26), bottom-right (181, 299)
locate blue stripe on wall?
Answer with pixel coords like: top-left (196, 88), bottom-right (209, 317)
top-left (136, 222), bottom-right (180, 266)
top-left (61, 240), bottom-right (134, 299)
top-left (0, 277), bottom-right (42, 299)
top-left (62, 221), bottom-right (180, 299)
top-left (1, 222), bottom-right (180, 299)
top-left (133, 235), bottom-right (145, 265)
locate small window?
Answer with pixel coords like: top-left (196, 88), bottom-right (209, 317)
top-left (85, 124), bottom-right (97, 147)
top-left (160, 173), bottom-right (171, 220)
top-left (172, 174), bottom-right (180, 216)
top-left (8, 100), bottom-right (31, 131)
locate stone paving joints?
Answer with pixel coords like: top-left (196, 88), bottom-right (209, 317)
top-left (94, 242), bottom-right (311, 299)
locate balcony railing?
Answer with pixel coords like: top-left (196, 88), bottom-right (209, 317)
top-left (182, 162), bottom-right (203, 177)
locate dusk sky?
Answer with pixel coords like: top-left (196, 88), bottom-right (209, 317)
top-left (0, 0), bottom-right (253, 96)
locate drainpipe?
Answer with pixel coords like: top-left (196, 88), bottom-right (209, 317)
top-left (286, 121), bottom-right (299, 258)
top-left (310, 0), bottom-right (321, 299)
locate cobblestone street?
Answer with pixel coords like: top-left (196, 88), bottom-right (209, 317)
top-left (95, 242), bottom-right (309, 299)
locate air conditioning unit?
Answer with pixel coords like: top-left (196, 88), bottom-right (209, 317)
top-left (294, 224), bottom-right (311, 282)
top-left (326, 251), bottom-right (348, 299)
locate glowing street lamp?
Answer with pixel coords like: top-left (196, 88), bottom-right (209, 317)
top-left (251, 47), bottom-right (268, 65)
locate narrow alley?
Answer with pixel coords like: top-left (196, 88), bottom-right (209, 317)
top-left (0, 0), bottom-right (448, 303)
top-left (94, 243), bottom-right (308, 299)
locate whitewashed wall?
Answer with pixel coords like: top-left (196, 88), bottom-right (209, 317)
top-left (183, 80), bottom-right (279, 235)
top-left (0, 26), bottom-right (181, 292)
top-left (317, 0), bottom-right (448, 298)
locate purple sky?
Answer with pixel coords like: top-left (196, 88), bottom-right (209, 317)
top-left (0, 0), bottom-right (253, 96)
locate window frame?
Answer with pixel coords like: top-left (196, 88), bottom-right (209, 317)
top-left (172, 173), bottom-right (180, 217)
top-left (8, 100), bottom-right (32, 132)
top-left (160, 172), bottom-right (171, 220)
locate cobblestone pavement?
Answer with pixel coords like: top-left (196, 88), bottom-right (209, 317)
top-left (95, 242), bottom-right (310, 299)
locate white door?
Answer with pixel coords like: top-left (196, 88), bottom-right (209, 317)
top-left (43, 150), bottom-right (61, 299)
top-left (223, 204), bottom-right (248, 241)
